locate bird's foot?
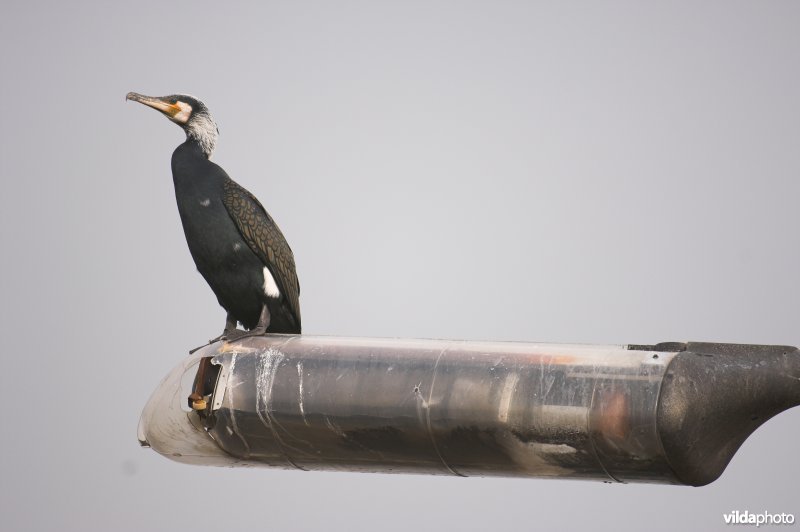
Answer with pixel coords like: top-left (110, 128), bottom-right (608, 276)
top-left (208, 331), bottom-right (231, 344)
top-left (188, 329), bottom-right (237, 354)
top-left (223, 327), bottom-right (267, 343)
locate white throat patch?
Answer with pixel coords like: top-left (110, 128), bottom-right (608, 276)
top-left (173, 101), bottom-right (192, 124)
top-left (185, 112), bottom-right (218, 158)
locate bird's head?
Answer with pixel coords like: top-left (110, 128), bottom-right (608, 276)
top-left (126, 92), bottom-right (219, 158)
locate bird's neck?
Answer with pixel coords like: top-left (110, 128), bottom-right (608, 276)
top-left (172, 141), bottom-right (213, 184)
top-left (178, 138), bottom-right (209, 159)
top-left (184, 115), bottom-right (218, 158)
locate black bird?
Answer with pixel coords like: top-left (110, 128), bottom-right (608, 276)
top-left (127, 92), bottom-right (301, 405)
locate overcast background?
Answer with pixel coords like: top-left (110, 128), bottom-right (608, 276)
top-left (1, 1), bottom-right (798, 531)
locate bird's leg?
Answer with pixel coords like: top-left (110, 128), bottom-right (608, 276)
top-left (188, 356), bottom-right (212, 410)
top-left (189, 312), bottom-right (238, 354)
top-left (225, 304), bottom-right (271, 341)
top-left (209, 312), bottom-right (238, 343)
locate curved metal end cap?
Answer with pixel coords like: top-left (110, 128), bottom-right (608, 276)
top-left (657, 342), bottom-right (800, 486)
top-left (137, 345), bottom-right (238, 466)
top-left (137, 417), bottom-right (151, 448)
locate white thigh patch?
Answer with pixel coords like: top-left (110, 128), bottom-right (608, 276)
top-left (262, 267), bottom-right (281, 298)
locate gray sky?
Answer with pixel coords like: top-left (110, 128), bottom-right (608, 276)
top-left (1, 1), bottom-right (798, 531)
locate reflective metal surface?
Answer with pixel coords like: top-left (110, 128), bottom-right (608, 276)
top-left (140, 336), bottom-right (684, 482)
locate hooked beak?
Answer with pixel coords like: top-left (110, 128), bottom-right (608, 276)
top-left (126, 92), bottom-right (182, 120)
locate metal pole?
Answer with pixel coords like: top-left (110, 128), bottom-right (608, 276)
top-left (138, 336), bottom-right (799, 485)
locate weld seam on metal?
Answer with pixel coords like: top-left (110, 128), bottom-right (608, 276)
top-left (426, 347), bottom-right (466, 477)
top-left (652, 355), bottom-right (681, 484)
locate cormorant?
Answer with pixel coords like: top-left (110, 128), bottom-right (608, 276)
top-left (126, 92), bottom-right (301, 408)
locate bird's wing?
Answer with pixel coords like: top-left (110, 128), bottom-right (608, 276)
top-left (222, 178), bottom-right (301, 327)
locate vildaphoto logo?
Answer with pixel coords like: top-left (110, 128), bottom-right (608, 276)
top-left (724, 510), bottom-right (795, 527)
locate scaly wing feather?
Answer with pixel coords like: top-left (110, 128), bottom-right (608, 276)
top-left (222, 179), bottom-right (301, 329)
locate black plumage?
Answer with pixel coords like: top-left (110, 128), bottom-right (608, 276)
top-left (127, 92), bottom-right (301, 343)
